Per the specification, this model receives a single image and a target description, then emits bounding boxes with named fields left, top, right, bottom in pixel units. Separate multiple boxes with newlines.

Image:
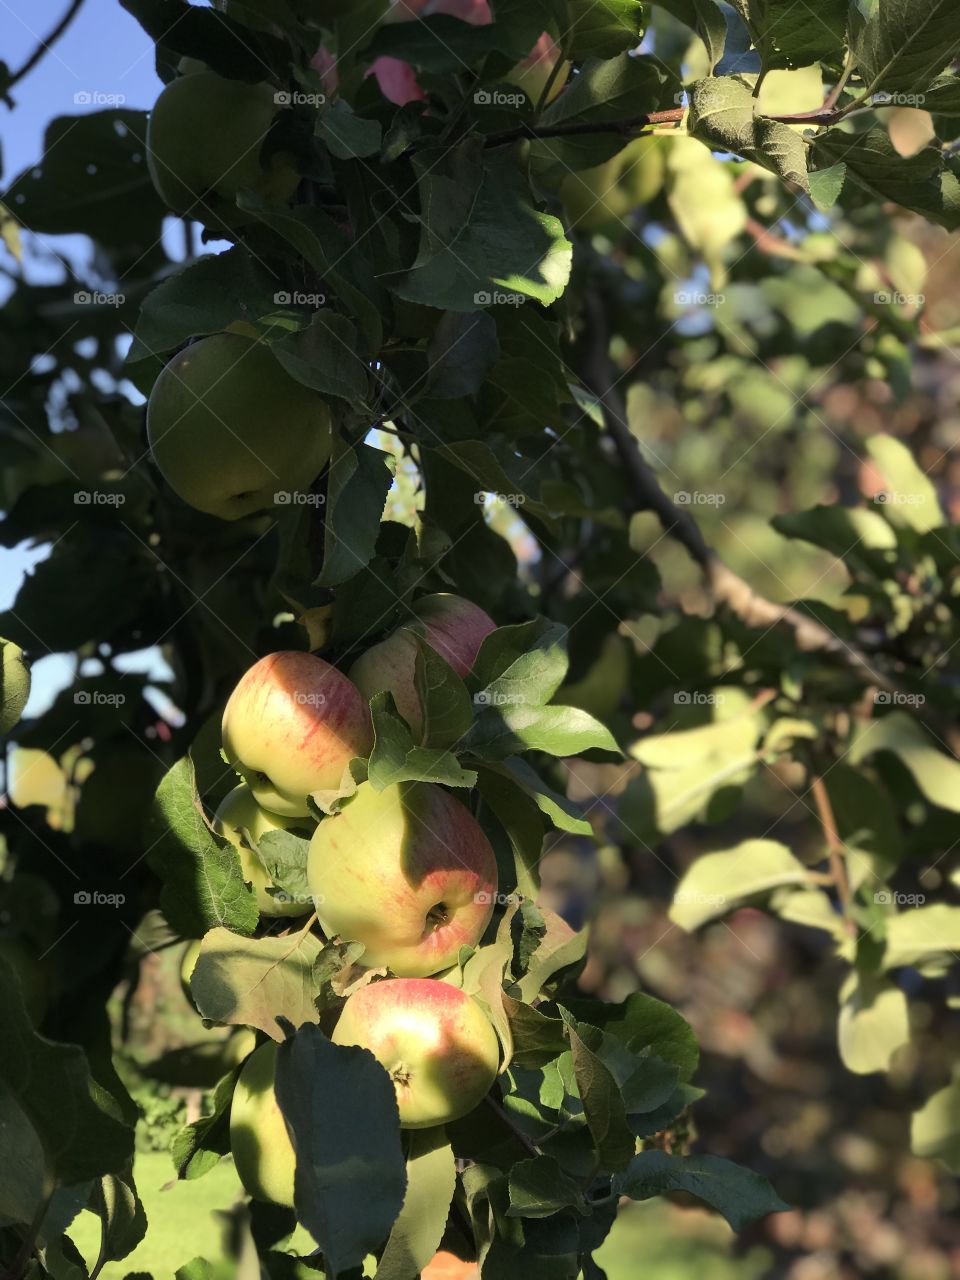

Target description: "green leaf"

left=361, top=14, right=509, bottom=72
left=317, top=438, right=393, bottom=588
left=517, top=909, right=589, bottom=1001
left=807, top=161, right=847, bottom=211
left=811, top=128, right=960, bottom=230
left=413, top=638, right=474, bottom=750
left=688, top=76, right=808, bottom=187
left=728, top=0, right=845, bottom=70
left=561, top=1016, right=636, bottom=1172
left=849, top=712, right=960, bottom=813
left=470, top=619, right=570, bottom=705
left=317, top=101, right=382, bottom=159
left=426, top=311, right=500, bottom=400
left=849, top=0, right=957, bottom=95
left=88, top=1169, right=147, bottom=1268
left=0, top=956, right=133, bottom=1198
left=389, top=143, right=572, bottom=311
left=912, top=1076, right=960, bottom=1171
left=883, top=905, right=960, bottom=973
left=562, top=991, right=699, bottom=1083
left=616, top=1151, right=789, bottom=1229
left=487, top=758, right=593, bottom=836
left=503, top=996, right=568, bottom=1069
left=465, top=703, right=622, bottom=761
left=478, top=767, right=547, bottom=899
left=275, top=1025, right=407, bottom=1275
left=368, top=693, right=478, bottom=791
left=430, top=440, right=558, bottom=532
left=191, top=926, right=326, bottom=1039
left=670, top=840, right=811, bottom=930
left=921, top=73, right=960, bottom=116
left=507, top=1155, right=586, bottom=1219
left=0, top=637, right=30, bottom=736
left=146, top=758, right=258, bottom=940
left=771, top=503, right=898, bottom=566
left=271, top=313, right=372, bottom=405
left=837, top=972, right=910, bottom=1074
left=565, top=0, right=646, bottom=59
left=375, top=1128, right=456, bottom=1280
left=255, top=829, right=312, bottom=904
left=171, top=1067, right=239, bottom=1181
left=654, top=0, right=726, bottom=70
left=865, top=435, right=942, bottom=533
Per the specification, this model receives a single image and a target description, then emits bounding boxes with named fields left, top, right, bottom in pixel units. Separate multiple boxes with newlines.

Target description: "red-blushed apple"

left=230, top=1041, right=296, bottom=1205
left=331, top=977, right=500, bottom=1127
left=214, top=784, right=313, bottom=916
left=307, top=781, right=497, bottom=976
left=349, top=593, right=496, bottom=736
left=222, top=652, right=373, bottom=817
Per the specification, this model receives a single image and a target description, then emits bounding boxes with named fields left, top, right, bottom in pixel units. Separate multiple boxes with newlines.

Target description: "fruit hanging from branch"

left=331, top=977, right=501, bottom=1127
left=146, top=333, right=333, bottom=521
left=308, top=781, right=498, bottom=976
left=214, top=784, right=313, bottom=917
left=230, top=1040, right=296, bottom=1206
left=221, top=651, right=373, bottom=817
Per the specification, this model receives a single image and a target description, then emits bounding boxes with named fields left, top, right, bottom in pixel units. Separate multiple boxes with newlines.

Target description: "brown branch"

left=580, top=293, right=901, bottom=695
left=2, top=0, right=84, bottom=97
left=810, top=774, right=855, bottom=930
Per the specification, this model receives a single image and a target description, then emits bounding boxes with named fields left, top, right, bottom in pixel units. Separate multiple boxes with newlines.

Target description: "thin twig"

left=2, top=0, right=84, bottom=97
left=483, top=1094, right=540, bottom=1157
left=810, top=774, right=855, bottom=931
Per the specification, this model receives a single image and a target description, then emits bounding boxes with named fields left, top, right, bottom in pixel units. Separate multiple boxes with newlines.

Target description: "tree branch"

left=2, top=0, right=84, bottom=98
left=810, top=773, right=855, bottom=932
left=581, top=293, right=901, bottom=695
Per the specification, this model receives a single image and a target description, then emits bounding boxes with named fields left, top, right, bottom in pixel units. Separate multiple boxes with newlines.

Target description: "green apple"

left=308, top=781, right=498, bottom=977
left=1, top=639, right=30, bottom=736
left=561, top=136, right=667, bottom=232
left=146, top=334, right=333, bottom=521
left=214, top=784, right=311, bottom=917
left=222, top=651, right=373, bottom=817
left=349, top=593, right=495, bottom=736
left=146, top=70, right=299, bottom=226
left=331, top=977, right=500, bottom=1128
left=230, top=1041, right=296, bottom=1205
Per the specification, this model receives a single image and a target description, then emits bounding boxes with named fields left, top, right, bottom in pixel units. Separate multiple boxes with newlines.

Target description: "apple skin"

left=331, top=978, right=500, bottom=1127
left=0, top=640, right=30, bottom=735
left=308, top=781, right=497, bottom=977
left=214, top=784, right=312, bottom=917
left=222, top=651, right=373, bottom=817
left=230, top=1041, right=296, bottom=1206
left=146, top=70, right=299, bottom=226
left=147, top=334, right=333, bottom=521
left=350, top=593, right=495, bottom=736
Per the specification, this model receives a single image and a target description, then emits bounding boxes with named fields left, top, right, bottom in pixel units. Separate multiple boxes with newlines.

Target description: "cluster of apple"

left=206, top=594, right=506, bottom=1205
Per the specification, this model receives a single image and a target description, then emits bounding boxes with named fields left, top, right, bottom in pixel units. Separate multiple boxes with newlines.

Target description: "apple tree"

left=2, top=0, right=960, bottom=1275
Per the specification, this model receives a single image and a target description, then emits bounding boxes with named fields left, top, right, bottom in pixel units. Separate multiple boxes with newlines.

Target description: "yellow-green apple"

left=1, top=639, right=30, bottom=735
left=308, top=781, right=497, bottom=976
left=222, top=651, right=373, bottom=817
left=561, top=136, right=667, bottom=232
left=331, top=977, right=500, bottom=1127
left=180, top=939, right=201, bottom=1001
left=349, top=593, right=495, bottom=735
left=214, top=784, right=311, bottom=916
left=230, top=1041, right=296, bottom=1205
left=146, top=333, right=332, bottom=521
left=146, top=69, right=299, bottom=226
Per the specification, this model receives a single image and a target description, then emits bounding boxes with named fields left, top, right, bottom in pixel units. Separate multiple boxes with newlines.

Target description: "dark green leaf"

left=317, top=439, right=393, bottom=587
left=616, top=1150, right=789, bottom=1229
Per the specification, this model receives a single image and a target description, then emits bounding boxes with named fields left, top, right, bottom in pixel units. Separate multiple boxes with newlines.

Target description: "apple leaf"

left=425, top=311, right=500, bottom=400
left=669, top=839, right=811, bottom=931
left=317, top=437, right=393, bottom=588
left=559, top=1015, right=636, bottom=1173
left=360, top=15, right=508, bottom=72
left=517, top=909, right=589, bottom=1002
left=145, top=757, right=258, bottom=940
left=87, top=1168, right=148, bottom=1269
left=0, top=956, right=134, bottom=1206
left=469, top=618, right=570, bottom=706
left=374, top=1128, right=456, bottom=1280
left=562, top=990, right=700, bottom=1083
left=254, top=829, right=312, bottom=904
left=465, top=703, right=622, bottom=761
left=477, top=766, right=548, bottom=899
left=615, top=1150, right=789, bottom=1229
left=502, top=996, right=568, bottom=1070
left=837, top=972, right=910, bottom=1075
left=489, top=758, right=594, bottom=836
left=912, top=1077, right=960, bottom=1172
left=412, top=637, right=474, bottom=750
left=507, top=1155, right=587, bottom=1219
left=565, top=0, right=646, bottom=59
left=688, top=77, right=808, bottom=188
left=727, top=0, right=844, bottom=71
left=367, top=692, right=478, bottom=791
left=275, top=1026, right=407, bottom=1275
left=882, top=905, right=960, bottom=974
left=171, top=1066, right=240, bottom=1181
left=849, top=0, right=956, bottom=95
left=654, top=0, right=726, bottom=71
left=191, top=925, right=326, bottom=1040
left=271, top=313, right=373, bottom=406
left=317, top=101, right=382, bottom=159
left=849, top=712, right=960, bottom=813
